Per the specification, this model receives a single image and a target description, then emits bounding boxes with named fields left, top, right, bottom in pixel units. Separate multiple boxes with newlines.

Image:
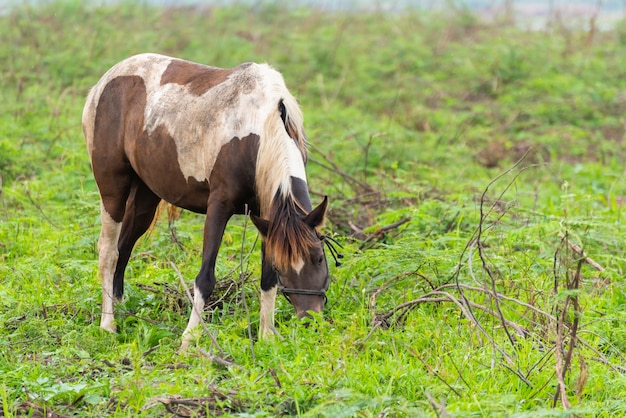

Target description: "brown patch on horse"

left=160, top=59, right=233, bottom=96
left=208, top=133, right=261, bottom=214
left=289, top=176, right=312, bottom=212
left=148, top=133, right=262, bottom=231
left=92, top=75, right=147, bottom=222
left=134, top=124, right=211, bottom=213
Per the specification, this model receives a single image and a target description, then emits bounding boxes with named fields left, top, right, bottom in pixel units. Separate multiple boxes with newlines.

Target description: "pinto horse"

left=82, top=53, right=329, bottom=349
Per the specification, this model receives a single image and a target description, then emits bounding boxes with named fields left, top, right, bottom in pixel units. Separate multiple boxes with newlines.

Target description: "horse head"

left=252, top=196, right=329, bottom=318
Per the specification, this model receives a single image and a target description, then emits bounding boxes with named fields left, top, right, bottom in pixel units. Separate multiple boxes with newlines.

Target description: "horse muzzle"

left=278, top=287, right=326, bottom=318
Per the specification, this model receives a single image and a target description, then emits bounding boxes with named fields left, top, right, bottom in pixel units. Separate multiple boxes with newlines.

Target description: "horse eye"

left=317, top=255, right=324, bottom=266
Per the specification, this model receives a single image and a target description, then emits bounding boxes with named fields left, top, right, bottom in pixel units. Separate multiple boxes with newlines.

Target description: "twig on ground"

left=474, top=154, right=540, bottom=351
left=308, top=142, right=376, bottom=195
left=370, top=275, right=622, bottom=388
left=360, top=216, right=411, bottom=250
left=197, top=348, right=240, bottom=368
left=369, top=270, right=420, bottom=310
left=424, top=392, right=449, bottom=418
left=142, top=344, right=160, bottom=358
left=25, top=189, right=59, bottom=229
left=446, top=155, right=539, bottom=372
left=21, top=400, right=69, bottom=418
left=147, top=385, right=243, bottom=416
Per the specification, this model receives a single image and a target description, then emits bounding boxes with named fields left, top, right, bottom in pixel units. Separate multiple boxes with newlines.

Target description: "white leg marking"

left=259, top=286, right=279, bottom=339
left=180, top=284, right=206, bottom=351
left=98, top=204, right=122, bottom=333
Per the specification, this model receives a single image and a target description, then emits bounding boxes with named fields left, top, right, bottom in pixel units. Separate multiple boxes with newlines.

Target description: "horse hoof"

left=259, top=325, right=282, bottom=340
left=177, top=343, right=189, bottom=355
left=100, top=325, right=116, bottom=333
left=99, top=321, right=116, bottom=333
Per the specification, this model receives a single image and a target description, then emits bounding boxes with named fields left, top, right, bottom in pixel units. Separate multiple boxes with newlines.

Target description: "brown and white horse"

left=82, top=53, right=329, bottom=349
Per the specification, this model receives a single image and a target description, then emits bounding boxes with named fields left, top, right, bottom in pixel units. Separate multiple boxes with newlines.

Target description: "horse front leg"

left=180, top=197, right=232, bottom=352
left=259, top=242, right=280, bottom=339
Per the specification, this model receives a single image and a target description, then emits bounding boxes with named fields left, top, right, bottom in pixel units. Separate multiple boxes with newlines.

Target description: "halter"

left=278, top=283, right=329, bottom=302
left=276, top=235, right=343, bottom=303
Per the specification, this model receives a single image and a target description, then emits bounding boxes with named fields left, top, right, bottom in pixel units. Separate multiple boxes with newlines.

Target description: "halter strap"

left=278, top=286, right=327, bottom=296
left=276, top=268, right=330, bottom=304
left=278, top=284, right=328, bottom=304
left=274, top=235, right=342, bottom=303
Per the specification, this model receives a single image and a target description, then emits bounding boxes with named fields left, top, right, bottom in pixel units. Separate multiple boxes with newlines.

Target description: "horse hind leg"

left=98, top=201, right=123, bottom=333
left=97, top=174, right=160, bottom=334
left=112, top=179, right=161, bottom=300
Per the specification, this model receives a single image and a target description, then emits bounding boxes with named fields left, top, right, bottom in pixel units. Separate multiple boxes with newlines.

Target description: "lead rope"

left=322, top=234, right=344, bottom=311
left=322, top=235, right=344, bottom=267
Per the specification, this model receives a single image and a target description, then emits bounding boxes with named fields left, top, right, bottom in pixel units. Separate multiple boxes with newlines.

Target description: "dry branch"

left=359, top=216, right=411, bottom=250
left=472, top=155, right=541, bottom=351
left=558, top=232, right=605, bottom=272
left=19, top=401, right=69, bottom=418
left=308, top=142, right=376, bottom=195
left=367, top=156, right=624, bottom=397
left=552, top=235, right=584, bottom=409
left=197, top=348, right=239, bottom=368
left=369, top=262, right=624, bottom=389
left=407, top=346, right=462, bottom=397
left=147, top=385, right=243, bottom=417
left=369, top=270, right=421, bottom=310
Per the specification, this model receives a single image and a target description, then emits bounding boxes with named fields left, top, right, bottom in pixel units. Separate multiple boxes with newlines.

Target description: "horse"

left=82, top=53, right=330, bottom=349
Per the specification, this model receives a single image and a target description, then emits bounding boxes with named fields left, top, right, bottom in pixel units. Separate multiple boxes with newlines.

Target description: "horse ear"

left=251, top=213, right=269, bottom=237
left=304, top=196, right=328, bottom=228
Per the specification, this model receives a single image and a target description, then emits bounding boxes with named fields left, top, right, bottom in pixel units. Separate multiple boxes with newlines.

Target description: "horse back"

left=82, top=53, right=291, bottom=213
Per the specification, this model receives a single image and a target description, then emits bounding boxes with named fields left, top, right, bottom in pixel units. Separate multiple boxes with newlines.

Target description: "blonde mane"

left=255, top=65, right=308, bottom=218
left=252, top=65, right=316, bottom=271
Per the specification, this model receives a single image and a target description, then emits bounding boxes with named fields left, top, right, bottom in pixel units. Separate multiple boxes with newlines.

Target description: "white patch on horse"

left=292, top=257, right=304, bottom=274
left=98, top=204, right=122, bottom=333
left=141, top=59, right=292, bottom=186
left=143, top=82, right=254, bottom=183
left=180, top=284, right=206, bottom=351
left=259, top=286, right=279, bottom=338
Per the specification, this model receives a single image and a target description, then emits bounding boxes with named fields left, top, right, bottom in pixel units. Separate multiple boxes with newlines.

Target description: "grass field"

left=1, top=1, right=626, bottom=416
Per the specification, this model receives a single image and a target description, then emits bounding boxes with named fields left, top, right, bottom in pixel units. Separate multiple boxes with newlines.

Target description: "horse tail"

left=147, top=201, right=181, bottom=236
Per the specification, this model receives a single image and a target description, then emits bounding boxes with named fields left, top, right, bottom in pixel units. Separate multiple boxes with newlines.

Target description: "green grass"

left=1, top=1, right=626, bottom=416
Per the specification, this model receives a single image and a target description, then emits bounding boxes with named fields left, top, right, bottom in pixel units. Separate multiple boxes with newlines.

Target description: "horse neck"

left=256, top=114, right=308, bottom=218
